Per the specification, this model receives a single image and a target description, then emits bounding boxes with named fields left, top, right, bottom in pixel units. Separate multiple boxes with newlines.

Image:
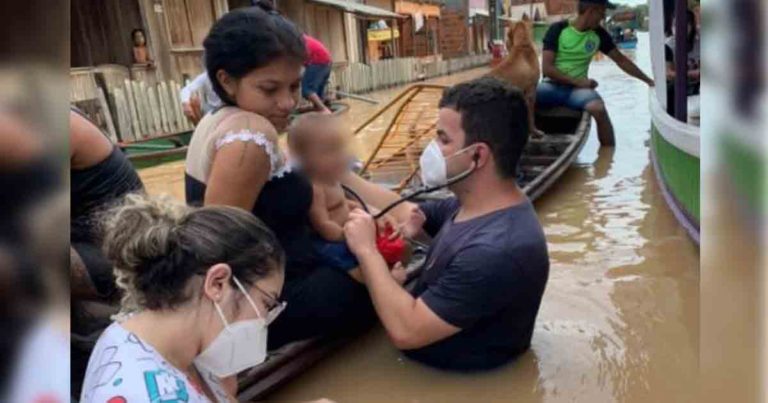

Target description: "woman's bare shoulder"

left=215, top=109, right=278, bottom=141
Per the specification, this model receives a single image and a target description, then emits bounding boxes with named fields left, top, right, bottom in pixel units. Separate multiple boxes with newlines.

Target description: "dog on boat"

left=488, top=16, right=544, bottom=137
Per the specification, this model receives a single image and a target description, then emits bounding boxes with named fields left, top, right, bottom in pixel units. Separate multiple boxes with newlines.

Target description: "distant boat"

left=610, top=26, right=639, bottom=50
left=607, top=12, right=639, bottom=51
left=616, top=37, right=638, bottom=49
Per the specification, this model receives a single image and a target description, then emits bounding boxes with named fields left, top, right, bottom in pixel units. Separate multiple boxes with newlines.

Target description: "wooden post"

left=673, top=0, right=687, bottom=123
left=147, top=86, right=162, bottom=134
left=158, top=82, right=171, bottom=133
left=96, top=87, right=118, bottom=143
left=113, top=88, right=134, bottom=142
left=124, top=79, right=141, bottom=139
left=489, top=0, right=498, bottom=41
left=134, top=81, right=148, bottom=136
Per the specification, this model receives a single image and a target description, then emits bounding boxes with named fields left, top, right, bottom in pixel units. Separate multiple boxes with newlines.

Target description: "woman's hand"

left=343, top=209, right=379, bottom=257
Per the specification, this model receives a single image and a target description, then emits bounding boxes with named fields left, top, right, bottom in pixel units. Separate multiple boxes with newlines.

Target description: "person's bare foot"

left=530, top=127, right=545, bottom=138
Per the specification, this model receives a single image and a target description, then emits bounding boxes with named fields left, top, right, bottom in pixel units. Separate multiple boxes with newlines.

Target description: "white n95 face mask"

left=419, top=140, right=448, bottom=187
left=194, top=276, right=282, bottom=378
left=419, top=140, right=478, bottom=188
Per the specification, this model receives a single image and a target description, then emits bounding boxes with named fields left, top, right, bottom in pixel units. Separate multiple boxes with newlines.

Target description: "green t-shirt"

left=543, top=20, right=616, bottom=79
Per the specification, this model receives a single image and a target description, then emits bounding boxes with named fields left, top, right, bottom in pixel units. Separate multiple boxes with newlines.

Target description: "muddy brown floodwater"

left=139, top=33, right=700, bottom=403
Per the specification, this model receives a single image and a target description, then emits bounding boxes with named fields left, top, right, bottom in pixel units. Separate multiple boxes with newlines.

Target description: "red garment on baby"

left=376, top=227, right=405, bottom=265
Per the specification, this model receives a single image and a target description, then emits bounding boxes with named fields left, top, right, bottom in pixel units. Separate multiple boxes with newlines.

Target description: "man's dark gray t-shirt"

left=405, top=197, right=549, bottom=371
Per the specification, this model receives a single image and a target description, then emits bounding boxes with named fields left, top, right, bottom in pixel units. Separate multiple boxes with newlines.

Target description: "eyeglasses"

left=252, top=283, right=287, bottom=325
left=201, top=273, right=288, bottom=325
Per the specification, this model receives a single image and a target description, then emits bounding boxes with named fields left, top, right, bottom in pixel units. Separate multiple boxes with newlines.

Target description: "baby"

left=288, top=112, right=405, bottom=283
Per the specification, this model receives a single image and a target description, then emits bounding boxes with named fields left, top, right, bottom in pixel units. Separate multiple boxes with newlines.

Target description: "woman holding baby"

left=184, top=2, right=405, bottom=350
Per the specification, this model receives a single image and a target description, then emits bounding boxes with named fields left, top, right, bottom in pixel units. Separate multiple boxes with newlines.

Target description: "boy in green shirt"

left=537, top=0, right=654, bottom=146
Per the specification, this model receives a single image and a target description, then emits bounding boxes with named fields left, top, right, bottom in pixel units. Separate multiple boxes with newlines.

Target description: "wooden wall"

left=439, top=8, right=469, bottom=58
left=71, top=0, right=145, bottom=67
left=304, top=4, right=349, bottom=63
left=157, top=0, right=226, bottom=81
left=400, top=16, right=440, bottom=58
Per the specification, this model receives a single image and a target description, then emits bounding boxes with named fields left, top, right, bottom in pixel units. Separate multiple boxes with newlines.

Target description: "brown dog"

left=488, top=17, right=544, bottom=137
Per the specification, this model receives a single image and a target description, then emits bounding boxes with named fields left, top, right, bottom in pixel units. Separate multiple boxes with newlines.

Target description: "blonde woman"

left=80, top=195, right=285, bottom=402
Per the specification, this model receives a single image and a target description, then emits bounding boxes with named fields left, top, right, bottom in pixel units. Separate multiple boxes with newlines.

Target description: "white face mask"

left=419, top=140, right=477, bottom=188
left=194, top=276, right=285, bottom=378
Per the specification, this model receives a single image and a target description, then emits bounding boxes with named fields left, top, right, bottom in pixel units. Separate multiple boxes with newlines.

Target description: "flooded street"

left=139, top=33, right=700, bottom=403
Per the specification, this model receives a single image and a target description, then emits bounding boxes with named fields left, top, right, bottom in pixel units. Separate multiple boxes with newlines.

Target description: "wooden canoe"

left=236, top=85, right=590, bottom=401
left=121, top=102, right=350, bottom=170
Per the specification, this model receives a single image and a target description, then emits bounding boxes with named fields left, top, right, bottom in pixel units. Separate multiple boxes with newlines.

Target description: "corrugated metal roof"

left=308, top=0, right=404, bottom=18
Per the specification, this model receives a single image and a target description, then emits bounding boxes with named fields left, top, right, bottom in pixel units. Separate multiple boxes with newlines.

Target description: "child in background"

left=288, top=113, right=406, bottom=283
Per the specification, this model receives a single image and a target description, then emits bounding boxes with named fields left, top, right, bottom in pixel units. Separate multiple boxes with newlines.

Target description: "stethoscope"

left=341, top=154, right=479, bottom=220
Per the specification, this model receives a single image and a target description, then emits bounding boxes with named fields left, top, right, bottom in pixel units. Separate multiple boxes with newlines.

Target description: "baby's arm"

left=309, top=184, right=345, bottom=242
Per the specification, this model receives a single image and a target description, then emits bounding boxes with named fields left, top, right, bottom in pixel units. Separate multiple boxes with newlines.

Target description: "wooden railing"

left=330, top=54, right=491, bottom=94
left=70, top=67, right=193, bottom=143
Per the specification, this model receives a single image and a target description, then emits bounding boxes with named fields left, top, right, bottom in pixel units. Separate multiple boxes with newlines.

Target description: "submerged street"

left=139, top=33, right=700, bottom=403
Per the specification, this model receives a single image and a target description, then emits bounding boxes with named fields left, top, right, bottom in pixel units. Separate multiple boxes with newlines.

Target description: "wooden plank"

left=113, top=88, right=134, bottom=142
left=133, top=81, right=147, bottom=136
left=164, top=82, right=180, bottom=133
left=158, top=82, right=171, bottom=133
left=162, top=0, right=194, bottom=47
left=124, top=79, right=141, bottom=139
left=185, top=0, right=216, bottom=46
left=96, top=87, right=118, bottom=143
left=139, top=81, right=151, bottom=136
left=147, top=86, right=162, bottom=134
left=170, top=81, right=188, bottom=130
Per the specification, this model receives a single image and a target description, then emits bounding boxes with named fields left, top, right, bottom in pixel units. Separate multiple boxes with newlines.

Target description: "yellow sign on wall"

left=368, top=28, right=400, bottom=42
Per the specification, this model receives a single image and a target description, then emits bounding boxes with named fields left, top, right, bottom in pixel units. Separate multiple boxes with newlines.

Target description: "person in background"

left=70, top=110, right=144, bottom=301
left=8, top=193, right=69, bottom=403
left=664, top=9, right=700, bottom=115
left=131, top=28, right=153, bottom=66
left=180, top=72, right=223, bottom=124
left=537, top=0, right=654, bottom=146
left=79, top=195, right=286, bottom=402
left=302, top=33, right=333, bottom=113
left=70, top=110, right=146, bottom=396
left=179, top=33, right=331, bottom=123
left=343, top=77, right=550, bottom=371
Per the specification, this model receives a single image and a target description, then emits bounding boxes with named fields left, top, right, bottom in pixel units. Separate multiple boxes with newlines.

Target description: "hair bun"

left=101, top=194, right=188, bottom=272
left=100, top=194, right=190, bottom=317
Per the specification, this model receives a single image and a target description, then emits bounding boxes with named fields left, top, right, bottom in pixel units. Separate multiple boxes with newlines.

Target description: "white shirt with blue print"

left=80, top=322, right=230, bottom=403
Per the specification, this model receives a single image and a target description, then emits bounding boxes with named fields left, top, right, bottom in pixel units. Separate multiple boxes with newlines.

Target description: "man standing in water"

left=537, top=0, right=654, bottom=146
left=344, top=77, right=549, bottom=371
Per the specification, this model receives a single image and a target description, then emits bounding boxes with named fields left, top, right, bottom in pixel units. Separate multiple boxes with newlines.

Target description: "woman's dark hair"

left=102, top=194, right=285, bottom=315
left=203, top=3, right=306, bottom=105
left=438, top=77, right=529, bottom=179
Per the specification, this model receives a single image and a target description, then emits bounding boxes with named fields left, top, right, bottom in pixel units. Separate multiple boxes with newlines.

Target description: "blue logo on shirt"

left=585, top=40, right=597, bottom=53
left=143, top=370, right=189, bottom=402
